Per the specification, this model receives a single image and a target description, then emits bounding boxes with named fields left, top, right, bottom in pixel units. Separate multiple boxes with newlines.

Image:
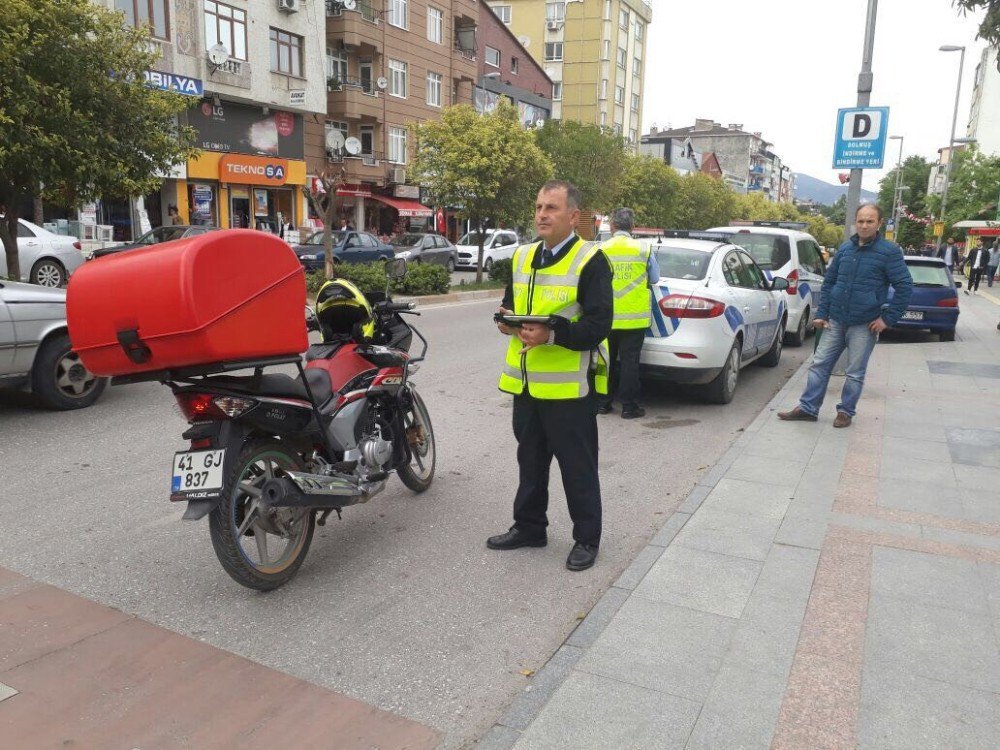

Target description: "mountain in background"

left=793, top=173, right=877, bottom=206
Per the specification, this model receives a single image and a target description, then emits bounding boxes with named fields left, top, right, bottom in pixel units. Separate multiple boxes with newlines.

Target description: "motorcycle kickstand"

left=316, top=508, right=342, bottom=526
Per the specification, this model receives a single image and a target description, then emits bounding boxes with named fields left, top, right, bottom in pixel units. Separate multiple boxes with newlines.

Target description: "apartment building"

left=103, top=0, right=328, bottom=240
left=966, top=46, right=1000, bottom=157
left=312, top=0, right=480, bottom=233
left=487, top=0, right=651, bottom=144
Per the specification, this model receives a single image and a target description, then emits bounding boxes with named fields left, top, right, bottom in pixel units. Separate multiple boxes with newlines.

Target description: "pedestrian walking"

left=986, top=240, right=1000, bottom=289
left=490, top=180, right=612, bottom=572
left=778, top=204, right=912, bottom=428
left=965, top=243, right=989, bottom=294
left=596, top=207, right=660, bottom=419
left=938, top=237, right=958, bottom=271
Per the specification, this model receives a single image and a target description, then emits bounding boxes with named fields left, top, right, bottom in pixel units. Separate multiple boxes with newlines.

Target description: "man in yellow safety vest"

left=596, top=207, right=659, bottom=419
left=488, top=180, right=613, bottom=572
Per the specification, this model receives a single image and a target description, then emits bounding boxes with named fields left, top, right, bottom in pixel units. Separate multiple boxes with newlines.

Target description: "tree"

left=876, top=155, right=932, bottom=248
left=534, top=120, right=628, bottom=213
left=0, top=0, right=197, bottom=280
left=732, top=192, right=785, bottom=222
left=954, top=1, right=1000, bottom=59
left=817, top=195, right=847, bottom=227
left=673, top=173, right=736, bottom=229
left=615, top=155, right=682, bottom=229
left=306, top=166, right=347, bottom=279
left=926, top=145, right=1000, bottom=234
left=410, top=102, right=553, bottom=282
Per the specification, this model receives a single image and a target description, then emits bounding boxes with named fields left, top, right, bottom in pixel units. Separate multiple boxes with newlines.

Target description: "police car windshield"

left=653, top=246, right=712, bottom=280
left=305, top=231, right=347, bottom=246
left=718, top=232, right=791, bottom=270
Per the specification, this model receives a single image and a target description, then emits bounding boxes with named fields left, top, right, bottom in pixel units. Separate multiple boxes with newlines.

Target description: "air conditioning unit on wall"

left=546, top=20, right=562, bottom=31
left=278, top=0, right=299, bottom=12
left=392, top=167, right=406, bottom=184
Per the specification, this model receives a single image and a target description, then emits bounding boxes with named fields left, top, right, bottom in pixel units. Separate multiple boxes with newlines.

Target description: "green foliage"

left=488, top=257, right=513, bottom=286
left=535, top=120, right=629, bottom=212
left=0, top=0, right=197, bottom=279
left=818, top=195, right=847, bottom=226
left=393, top=262, right=450, bottom=295
left=306, top=262, right=449, bottom=298
left=733, top=192, right=785, bottom=222
left=954, top=1, right=1000, bottom=54
left=673, top=173, right=737, bottom=229
left=616, top=155, right=682, bottom=228
left=876, top=155, right=933, bottom=247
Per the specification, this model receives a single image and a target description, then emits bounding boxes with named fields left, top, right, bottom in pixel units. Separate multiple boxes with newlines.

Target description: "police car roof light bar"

left=729, top=221, right=807, bottom=230
left=658, top=230, right=733, bottom=242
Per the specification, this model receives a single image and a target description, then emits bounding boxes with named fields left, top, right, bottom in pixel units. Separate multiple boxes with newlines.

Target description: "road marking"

left=978, top=289, right=1000, bottom=307
left=0, top=682, right=18, bottom=703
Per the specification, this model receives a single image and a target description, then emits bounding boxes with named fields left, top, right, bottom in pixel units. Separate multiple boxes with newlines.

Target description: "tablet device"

left=494, top=313, right=554, bottom=327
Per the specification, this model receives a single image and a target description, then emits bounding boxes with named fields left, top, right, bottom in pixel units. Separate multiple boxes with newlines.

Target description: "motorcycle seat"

left=206, top=369, right=334, bottom=404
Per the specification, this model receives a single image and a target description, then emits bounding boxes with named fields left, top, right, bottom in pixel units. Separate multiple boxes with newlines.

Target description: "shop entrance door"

left=231, top=196, right=251, bottom=229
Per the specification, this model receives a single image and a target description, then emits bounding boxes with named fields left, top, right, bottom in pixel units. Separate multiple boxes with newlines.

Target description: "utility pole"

left=935, top=45, right=966, bottom=248
left=844, top=0, right=879, bottom=241
left=888, top=135, right=904, bottom=237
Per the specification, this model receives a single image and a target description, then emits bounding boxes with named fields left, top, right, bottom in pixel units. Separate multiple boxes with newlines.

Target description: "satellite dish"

left=344, top=136, right=362, bottom=155
left=343, top=0, right=357, bottom=9
left=518, top=35, right=530, bottom=49
left=207, top=43, right=229, bottom=67
left=376, top=76, right=388, bottom=90
left=325, top=129, right=345, bottom=151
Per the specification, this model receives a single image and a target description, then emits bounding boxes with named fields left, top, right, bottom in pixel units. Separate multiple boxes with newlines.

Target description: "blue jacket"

left=817, top=233, right=913, bottom=327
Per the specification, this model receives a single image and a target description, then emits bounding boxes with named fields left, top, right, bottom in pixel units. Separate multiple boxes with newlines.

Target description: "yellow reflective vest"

left=600, top=233, right=652, bottom=330
left=498, top=238, right=609, bottom=399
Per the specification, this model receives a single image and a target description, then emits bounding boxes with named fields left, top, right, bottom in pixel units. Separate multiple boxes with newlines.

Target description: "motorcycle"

left=160, top=259, right=434, bottom=590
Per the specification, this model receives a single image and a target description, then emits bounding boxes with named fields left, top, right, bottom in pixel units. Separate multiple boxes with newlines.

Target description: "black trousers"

left=969, top=267, right=983, bottom=291
left=602, top=328, right=646, bottom=408
left=511, top=393, right=602, bottom=546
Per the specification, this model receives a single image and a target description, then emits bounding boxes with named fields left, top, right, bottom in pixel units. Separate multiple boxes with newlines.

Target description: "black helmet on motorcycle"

left=315, top=278, right=375, bottom=341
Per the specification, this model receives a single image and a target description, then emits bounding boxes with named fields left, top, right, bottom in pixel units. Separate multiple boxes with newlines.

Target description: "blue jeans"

left=799, top=320, right=878, bottom=418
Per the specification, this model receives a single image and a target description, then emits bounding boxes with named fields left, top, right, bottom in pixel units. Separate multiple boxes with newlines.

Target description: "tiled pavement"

left=480, top=291, right=1000, bottom=750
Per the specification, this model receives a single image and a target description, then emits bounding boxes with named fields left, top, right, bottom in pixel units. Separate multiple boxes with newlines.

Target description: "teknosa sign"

left=832, top=107, right=890, bottom=170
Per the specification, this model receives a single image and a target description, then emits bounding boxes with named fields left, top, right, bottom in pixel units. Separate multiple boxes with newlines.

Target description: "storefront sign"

left=145, top=71, right=204, bottom=97
left=289, top=90, right=306, bottom=107
left=219, top=154, right=290, bottom=186
left=335, top=184, right=372, bottom=197
left=393, top=184, right=420, bottom=199
left=188, top=100, right=304, bottom=159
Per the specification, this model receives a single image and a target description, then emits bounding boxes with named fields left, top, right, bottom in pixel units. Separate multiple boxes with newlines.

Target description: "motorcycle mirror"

left=305, top=305, right=320, bottom=332
left=385, top=257, right=407, bottom=280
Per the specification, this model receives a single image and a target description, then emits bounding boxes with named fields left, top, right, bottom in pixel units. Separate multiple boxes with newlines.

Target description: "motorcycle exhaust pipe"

left=262, top=473, right=362, bottom=510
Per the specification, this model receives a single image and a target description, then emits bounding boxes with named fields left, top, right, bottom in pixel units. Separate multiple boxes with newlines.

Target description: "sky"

left=643, top=0, right=990, bottom=192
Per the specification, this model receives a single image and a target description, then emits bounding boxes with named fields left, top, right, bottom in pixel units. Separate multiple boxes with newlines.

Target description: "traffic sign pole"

left=844, top=0, right=879, bottom=242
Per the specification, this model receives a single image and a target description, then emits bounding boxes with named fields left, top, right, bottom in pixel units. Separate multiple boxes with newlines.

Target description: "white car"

left=455, top=229, right=520, bottom=271
left=708, top=222, right=826, bottom=346
left=642, top=232, right=789, bottom=404
left=1, top=218, right=86, bottom=287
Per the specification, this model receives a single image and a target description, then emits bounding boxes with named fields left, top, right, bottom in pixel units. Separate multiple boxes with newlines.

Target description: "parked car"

left=888, top=256, right=960, bottom=341
left=389, top=232, right=458, bottom=271
left=641, top=231, right=789, bottom=404
left=0, top=280, right=107, bottom=409
left=1, top=218, right=85, bottom=287
left=708, top=222, right=826, bottom=347
left=90, top=225, right=220, bottom=259
left=291, top=230, right=395, bottom=272
left=455, top=229, right=520, bottom=271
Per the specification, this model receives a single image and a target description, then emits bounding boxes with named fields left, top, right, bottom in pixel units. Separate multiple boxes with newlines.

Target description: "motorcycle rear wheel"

left=208, top=440, right=315, bottom=591
left=398, top=389, right=436, bottom=492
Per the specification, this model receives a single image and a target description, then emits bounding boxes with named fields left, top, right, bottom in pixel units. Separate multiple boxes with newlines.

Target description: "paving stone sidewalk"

left=480, top=292, right=1000, bottom=750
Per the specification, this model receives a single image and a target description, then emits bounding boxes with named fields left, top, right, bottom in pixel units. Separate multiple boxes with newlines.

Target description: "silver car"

left=1, top=218, right=86, bottom=287
left=0, top=281, right=106, bottom=409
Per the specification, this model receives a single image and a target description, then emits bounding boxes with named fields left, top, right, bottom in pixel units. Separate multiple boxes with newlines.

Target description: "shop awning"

left=370, top=195, right=433, bottom=218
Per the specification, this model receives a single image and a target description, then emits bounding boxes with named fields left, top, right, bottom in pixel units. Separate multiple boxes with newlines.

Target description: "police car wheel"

left=704, top=341, right=740, bottom=405
left=785, top=307, right=809, bottom=347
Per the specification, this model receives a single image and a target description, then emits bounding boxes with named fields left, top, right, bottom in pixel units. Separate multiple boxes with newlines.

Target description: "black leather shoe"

left=596, top=402, right=614, bottom=415
left=487, top=527, right=547, bottom=550
left=621, top=405, right=645, bottom=419
left=566, top=542, right=598, bottom=571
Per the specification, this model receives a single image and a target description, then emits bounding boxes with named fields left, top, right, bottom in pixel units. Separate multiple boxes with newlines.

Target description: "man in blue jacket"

left=779, top=204, right=913, bottom=428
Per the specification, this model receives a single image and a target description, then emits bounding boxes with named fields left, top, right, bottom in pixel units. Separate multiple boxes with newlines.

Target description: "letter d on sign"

left=852, top=115, right=872, bottom=138
left=842, top=110, right=882, bottom=141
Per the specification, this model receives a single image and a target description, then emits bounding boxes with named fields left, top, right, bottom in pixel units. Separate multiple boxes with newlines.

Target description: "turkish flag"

left=838, top=173, right=850, bottom=184
left=436, top=209, right=446, bottom=234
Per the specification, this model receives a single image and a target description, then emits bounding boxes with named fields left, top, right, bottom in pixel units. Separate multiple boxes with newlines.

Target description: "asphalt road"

left=0, top=299, right=809, bottom=748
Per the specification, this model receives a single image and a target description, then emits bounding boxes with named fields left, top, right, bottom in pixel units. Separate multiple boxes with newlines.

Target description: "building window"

left=629, top=128, right=637, bottom=143
left=544, top=42, right=563, bottom=61
left=360, top=125, right=375, bottom=160
left=427, top=6, right=443, bottom=43
left=388, top=59, right=407, bottom=98
left=545, top=2, right=565, bottom=21
left=427, top=72, right=442, bottom=106
left=599, top=78, right=607, bottom=99
left=388, top=0, right=407, bottom=29
left=389, top=126, right=407, bottom=164
left=270, top=28, right=302, bottom=76
left=491, top=4, right=511, bottom=23
left=116, top=0, right=169, bottom=39
left=633, top=57, right=641, bottom=76
left=552, top=81, right=562, bottom=100
left=616, top=46, right=626, bottom=69
left=631, top=93, right=640, bottom=111
left=485, top=46, right=500, bottom=67
left=602, top=39, right=610, bottom=60
left=619, top=8, right=629, bottom=29
left=615, top=85, right=624, bottom=104
left=634, top=20, right=643, bottom=40
left=202, top=1, right=245, bottom=59
left=326, top=47, right=348, bottom=82
left=511, top=56, right=519, bottom=74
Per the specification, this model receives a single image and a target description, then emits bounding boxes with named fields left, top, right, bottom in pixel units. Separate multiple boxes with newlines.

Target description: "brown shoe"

left=778, top=406, right=818, bottom=422
left=833, top=412, right=853, bottom=428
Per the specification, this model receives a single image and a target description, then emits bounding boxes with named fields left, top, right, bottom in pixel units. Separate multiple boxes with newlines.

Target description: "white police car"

left=641, top=231, right=789, bottom=404
left=708, top=222, right=826, bottom=346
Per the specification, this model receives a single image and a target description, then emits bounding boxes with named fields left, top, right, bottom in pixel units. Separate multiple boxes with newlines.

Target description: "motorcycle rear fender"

left=179, top=420, right=253, bottom=521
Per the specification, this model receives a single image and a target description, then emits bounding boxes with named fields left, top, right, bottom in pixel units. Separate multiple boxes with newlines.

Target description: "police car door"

left=738, top=251, right=777, bottom=351
left=796, top=237, right=825, bottom=309
left=721, top=250, right=758, bottom=358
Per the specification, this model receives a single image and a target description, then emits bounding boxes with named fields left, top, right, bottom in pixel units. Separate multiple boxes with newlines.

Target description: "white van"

left=455, top=229, right=520, bottom=271
left=708, top=222, right=827, bottom=346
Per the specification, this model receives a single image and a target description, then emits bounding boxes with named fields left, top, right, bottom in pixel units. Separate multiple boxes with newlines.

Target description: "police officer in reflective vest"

left=489, top=180, right=612, bottom=572
left=597, top=208, right=659, bottom=419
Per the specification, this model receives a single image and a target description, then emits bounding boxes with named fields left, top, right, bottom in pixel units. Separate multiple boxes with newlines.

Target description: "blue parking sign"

left=833, top=107, right=889, bottom=169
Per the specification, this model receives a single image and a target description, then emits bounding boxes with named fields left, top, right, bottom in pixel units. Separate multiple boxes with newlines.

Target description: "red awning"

left=369, top=194, right=433, bottom=218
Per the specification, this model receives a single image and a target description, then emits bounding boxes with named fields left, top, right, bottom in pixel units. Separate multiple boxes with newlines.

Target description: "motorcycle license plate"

left=902, top=311, right=924, bottom=321
left=171, top=449, right=225, bottom=497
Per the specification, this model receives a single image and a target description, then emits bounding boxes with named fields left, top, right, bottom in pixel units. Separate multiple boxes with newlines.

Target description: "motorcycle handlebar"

left=377, top=300, right=417, bottom=313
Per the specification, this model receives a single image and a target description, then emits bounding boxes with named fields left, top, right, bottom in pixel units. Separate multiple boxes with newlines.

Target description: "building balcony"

left=453, top=34, right=478, bottom=81
left=327, top=83, right=383, bottom=121
left=327, top=2, right=382, bottom=52
left=326, top=150, right=387, bottom=186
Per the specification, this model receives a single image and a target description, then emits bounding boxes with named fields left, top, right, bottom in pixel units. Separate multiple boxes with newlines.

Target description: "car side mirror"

left=305, top=306, right=320, bottom=332
left=385, top=257, right=407, bottom=280
left=770, top=277, right=790, bottom=291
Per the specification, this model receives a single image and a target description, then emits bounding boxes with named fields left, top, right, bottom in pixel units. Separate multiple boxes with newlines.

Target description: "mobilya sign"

left=144, top=70, right=203, bottom=97
left=188, top=99, right=304, bottom=160
left=219, top=154, right=289, bottom=186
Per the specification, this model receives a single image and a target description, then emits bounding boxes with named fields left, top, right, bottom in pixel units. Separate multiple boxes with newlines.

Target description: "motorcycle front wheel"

left=208, top=439, right=315, bottom=591
left=398, top=389, right=436, bottom=492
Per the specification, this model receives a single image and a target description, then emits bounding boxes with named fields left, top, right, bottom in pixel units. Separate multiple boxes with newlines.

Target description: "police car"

left=641, top=231, right=789, bottom=404
left=708, top=222, right=827, bottom=346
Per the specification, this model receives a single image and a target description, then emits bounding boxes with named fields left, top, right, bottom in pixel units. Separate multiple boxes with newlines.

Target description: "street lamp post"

left=935, top=45, right=966, bottom=247
left=888, top=135, right=903, bottom=237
